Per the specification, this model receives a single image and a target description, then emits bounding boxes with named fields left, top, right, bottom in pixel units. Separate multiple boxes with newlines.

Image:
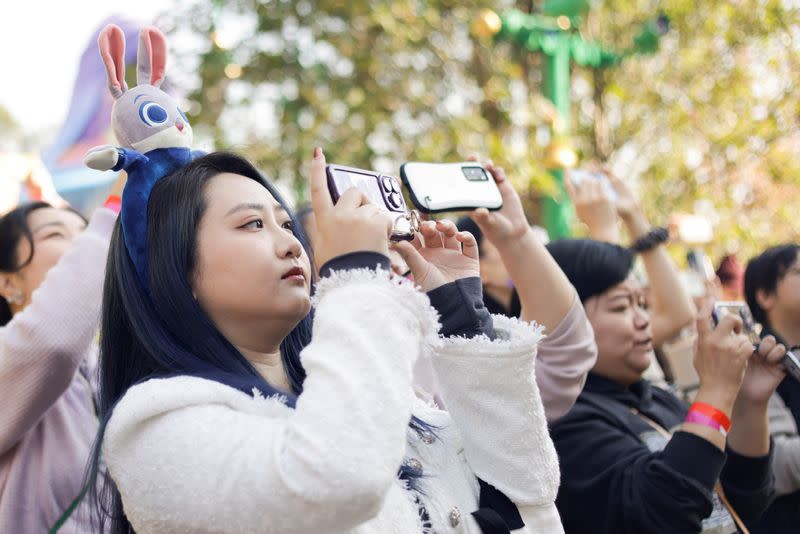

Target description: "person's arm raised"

left=610, top=172, right=696, bottom=345
left=0, top=172, right=124, bottom=455
left=564, top=171, right=620, bottom=243
left=467, top=161, right=597, bottom=420
left=469, top=162, right=573, bottom=330
left=683, top=304, right=752, bottom=451
left=395, top=218, right=564, bottom=533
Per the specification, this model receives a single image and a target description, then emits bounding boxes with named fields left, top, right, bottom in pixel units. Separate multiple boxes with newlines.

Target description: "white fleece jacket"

left=103, top=269, right=563, bottom=534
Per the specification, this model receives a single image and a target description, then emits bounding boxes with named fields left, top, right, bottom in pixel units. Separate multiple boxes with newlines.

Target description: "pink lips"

left=281, top=266, right=306, bottom=281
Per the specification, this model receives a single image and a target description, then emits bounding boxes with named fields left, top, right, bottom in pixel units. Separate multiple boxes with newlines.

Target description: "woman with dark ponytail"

left=0, top=175, right=125, bottom=532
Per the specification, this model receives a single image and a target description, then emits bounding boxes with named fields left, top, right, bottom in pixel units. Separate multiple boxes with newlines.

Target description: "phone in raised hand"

left=400, top=162, right=503, bottom=214
left=712, top=301, right=800, bottom=383
left=568, top=169, right=617, bottom=202
left=325, top=164, right=417, bottom=241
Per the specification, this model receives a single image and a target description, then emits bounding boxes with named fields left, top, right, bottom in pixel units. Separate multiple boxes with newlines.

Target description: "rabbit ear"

left=98, top=24, right=128, bottom=99
left=137, top=27, right=167, bottom=88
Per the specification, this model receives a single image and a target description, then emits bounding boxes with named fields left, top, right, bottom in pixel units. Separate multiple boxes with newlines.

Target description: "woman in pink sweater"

left=0, top=176, right=123, bottom=533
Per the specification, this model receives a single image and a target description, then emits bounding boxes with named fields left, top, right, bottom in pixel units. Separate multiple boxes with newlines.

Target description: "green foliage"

left=167, top=0, right=557, bottom=218
left=171, top=0, right=800, bottom=260
left=575, top=0, right=800, bottom=260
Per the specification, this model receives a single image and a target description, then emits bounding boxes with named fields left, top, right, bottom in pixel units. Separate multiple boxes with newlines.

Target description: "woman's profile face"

left=192, top=173, right=312, bottom=338
left=584, top=275, right=655, bottom=387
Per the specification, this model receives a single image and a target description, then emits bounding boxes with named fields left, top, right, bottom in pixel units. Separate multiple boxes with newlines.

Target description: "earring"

left=7, top=291, right=24, bottom=305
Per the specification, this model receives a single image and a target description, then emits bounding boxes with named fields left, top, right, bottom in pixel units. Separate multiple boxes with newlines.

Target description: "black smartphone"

left=325, top=164, right=414, bottom=241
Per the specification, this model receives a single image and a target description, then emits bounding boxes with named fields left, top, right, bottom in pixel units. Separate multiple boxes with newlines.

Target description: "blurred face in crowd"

left=0, top=208, right=86, bottom=312
left=759, top=251, right=800, bottom=331
left=192, top=173, right=312, bottom=346
left=584, top=275, right=654, bottom=387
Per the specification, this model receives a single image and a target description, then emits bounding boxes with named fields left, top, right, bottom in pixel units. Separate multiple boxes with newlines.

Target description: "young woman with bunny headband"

left=0, top=177, right=125, bottom=531
left=82, top=22, right=564, bottom=534
left=90, top=147, right=564, bottom=533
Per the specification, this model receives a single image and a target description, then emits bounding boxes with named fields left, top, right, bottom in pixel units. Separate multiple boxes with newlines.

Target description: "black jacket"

left=551, top=373, right=774, bottom=534
left=747, top=326, right=800, bottom=534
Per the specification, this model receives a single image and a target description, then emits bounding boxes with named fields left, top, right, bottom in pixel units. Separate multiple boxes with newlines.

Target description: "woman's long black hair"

left=88, top=153, right=311, bottom=532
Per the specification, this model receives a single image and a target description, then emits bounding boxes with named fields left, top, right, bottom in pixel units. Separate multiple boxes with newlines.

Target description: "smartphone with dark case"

left=325, top=164, right=414, bottom=241
left=712, top=301, right=800, bottom=383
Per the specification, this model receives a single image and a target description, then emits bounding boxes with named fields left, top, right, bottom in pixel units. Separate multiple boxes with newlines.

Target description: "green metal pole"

left=541, top=35, right=573, bottom=239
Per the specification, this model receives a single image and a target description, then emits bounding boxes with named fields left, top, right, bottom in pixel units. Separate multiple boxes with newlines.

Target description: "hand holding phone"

left=400, top=162, right=503, bottom=214
left=310, top=149, right=394, bottom=266
left=392, top=219, right=480, bottom=292
left=466, top=159, right=531, bottom=245
left=565, top=168, right=620, bottom=242
left=712, top=301, right=800, bottom=384
left=568, top=170, right=617, bottom=202
left=326, top=163, right=417, bottom=241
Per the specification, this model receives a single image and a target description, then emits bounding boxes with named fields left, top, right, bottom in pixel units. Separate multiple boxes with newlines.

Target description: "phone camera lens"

left=388, top=191, right=403, bottom=209
left=463, top=167, right=486, bottom=181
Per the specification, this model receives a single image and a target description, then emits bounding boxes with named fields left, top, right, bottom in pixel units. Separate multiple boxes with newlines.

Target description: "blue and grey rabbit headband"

left=84, top=24, right=204, bottom=289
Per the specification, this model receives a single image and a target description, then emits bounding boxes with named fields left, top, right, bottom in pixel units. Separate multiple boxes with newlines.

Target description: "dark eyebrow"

left=225, top=203, right=266, bottom=217
left=32, top=222, right=67, bottom=234
left=133, top=94, right=147, bottom=103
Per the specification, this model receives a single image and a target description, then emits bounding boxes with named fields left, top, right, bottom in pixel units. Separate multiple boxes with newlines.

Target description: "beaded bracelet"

left=630, top=226, right=669, bottom=253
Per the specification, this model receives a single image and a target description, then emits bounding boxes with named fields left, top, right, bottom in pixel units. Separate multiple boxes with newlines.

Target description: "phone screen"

left=327, top=164, right=414, bottom=241
left=331, top=170, right=386, bottom=207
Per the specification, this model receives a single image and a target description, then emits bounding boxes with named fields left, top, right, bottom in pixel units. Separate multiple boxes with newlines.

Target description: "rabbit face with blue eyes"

left=84, top=24, right=195, bottom=171
left=113, top=86, right=193, bottom=154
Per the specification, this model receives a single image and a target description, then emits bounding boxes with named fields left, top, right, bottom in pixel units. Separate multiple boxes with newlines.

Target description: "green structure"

left=475, top=2, right=669, bottom=238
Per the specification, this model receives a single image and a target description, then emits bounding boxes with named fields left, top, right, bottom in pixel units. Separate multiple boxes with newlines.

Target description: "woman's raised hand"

left=392, top=220, right=479, bottom=293
left=692, top=301, right=756, bottom=414
left=468, top=159, right=530, bottom=247
left=310, top=147, right=394, bottom=267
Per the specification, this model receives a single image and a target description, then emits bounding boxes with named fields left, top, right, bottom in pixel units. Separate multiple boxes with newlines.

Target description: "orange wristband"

left=689, top=402, right=731, bottom=432
left=104, top=195, right=122, bottom=214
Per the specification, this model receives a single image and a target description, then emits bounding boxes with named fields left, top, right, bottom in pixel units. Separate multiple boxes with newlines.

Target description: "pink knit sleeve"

left=0, top=208, right=116, bottom=455
left=535, top=294, right=598, bottom=422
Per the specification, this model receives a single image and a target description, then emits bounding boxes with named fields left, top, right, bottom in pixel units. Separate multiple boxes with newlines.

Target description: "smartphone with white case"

left=400, top=162, right=503, bottom=214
